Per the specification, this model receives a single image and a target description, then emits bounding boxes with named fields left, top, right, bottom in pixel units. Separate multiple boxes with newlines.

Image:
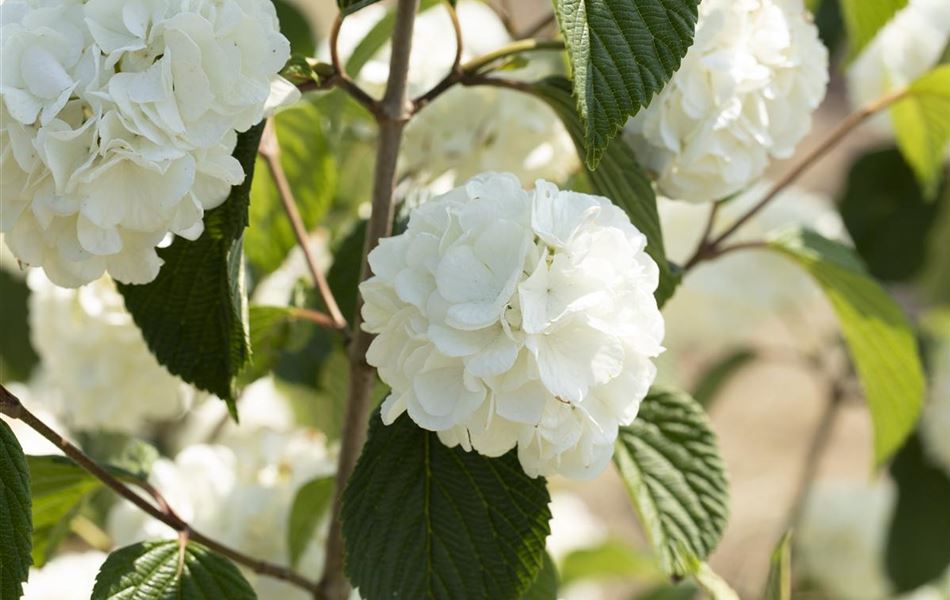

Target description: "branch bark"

left=317, top=1, right=420, bottom=598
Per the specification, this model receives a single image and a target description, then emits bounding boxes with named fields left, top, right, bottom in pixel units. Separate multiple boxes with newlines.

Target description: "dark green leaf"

left=891, top=65, right=950, bottom=197
left=692, top=349, right=757, bottom=408
left=118, top=123, right=265, bottom=403
left=241, top=305, right=316, bottom=385
left=559, top=540, right=660, bottom=586
left=764, top=532, right=792, bottom=600
left=885, top=434, right=950, bottom=592
left=839, top=0, right=907, bottom=59
left=27, top=456, right=101, bottom=567
left=287, top=476, right=334, bottom=569
left=614, top=388, right=729, bottom=577
left=521, top=552, right=558, bottom=600
left=326, top=220, right=366, bottom=325
left=838, top=147, right=945, bottom=281
left=338, top=0, right=383, bottom=17
left=273, top=0, right=316, bottom=57
left=528, top=77, right=679, bottom=305
left=0, top=419, right=32, bottom=599
left=342, top=413, right=552, bottom=600
left=555, top=0, right=699, bottom=167
left=767, top=227, right=925, bottom=464
left=92, top=541, right=256, bottom=600
left=0, top=270, right=38, bottom=383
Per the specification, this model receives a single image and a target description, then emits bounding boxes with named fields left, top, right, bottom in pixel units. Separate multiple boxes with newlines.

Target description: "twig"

left=259, top=120, right=350, bottom=339
left=317, top=1, right=420, bottom=599
left=684, top=88, right=907, bottom=272
left=446, top=1, right=463, bottom=74
left=0, top=384, right=319, bottom=594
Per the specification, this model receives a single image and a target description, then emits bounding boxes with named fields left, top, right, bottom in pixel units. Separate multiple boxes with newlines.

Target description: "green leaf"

left=241, top=305, right=316, bottom=385
left=885, top=434, right=950, bottom=592
left=839, top=0, right=907, bottom=59
left=118, top=123, right=265, bottom=403
left=273, top=0, right=316, bottom=57
left=326, top=220, right=366, bottom=325
left=891, top=65, right=950, bottom=197
left=27, top=456, right=102, bottom=567
left=287, top=476, right=334, bottom=569
left=692, top=349, right=756, bottom=408
left=527, top=77, right=679, bottom=305
left=338, top=0, right=383, bottom=17
left=520, top=552, right=558, bottom=600
left=764, top=532, right=792, bottom=600
left=0, top=419, right=32, bottom=599
left=559, top=540, right=661, bottom=586
left=838, top=147, right=944, bottom=282
left=342, top=412, right=552, bottom=600
left=767, top=227, right=925, bottom=464
left=92, top=541, right=256, bottom=600
left=0, top=270, right=38, bottom=384
left=633, top=582, right=698, bottom=600
left=613, top=388, right=729, bottom=577
left=555, top=0, right=699, bottom=167
left=246, top=103, right=336, bottom=278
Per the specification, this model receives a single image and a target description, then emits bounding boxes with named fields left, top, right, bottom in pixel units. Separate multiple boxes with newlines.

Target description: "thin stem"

left=259, top=120, right=349, bottom=338
left=683, top=201, right=720, bottom=270
left=318, top=1, right=420, bottom=599
left=446, top=1, right=463, bottom=74
left=0, top=384, right=319, bottom=593
left=330, top=13, right=345, bottom=76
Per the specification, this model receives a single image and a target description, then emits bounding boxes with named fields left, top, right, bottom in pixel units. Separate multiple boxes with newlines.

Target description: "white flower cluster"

left=361, top=173, right=664, bottom=479
left=28, top=270, right=195, bottom=432
left=625, top=0, right=828, bottom=203
left=109, top=426, right=336, bottom=600
left=333, top=1, right=578, bottom=188
left=1, top=0, right=296, bottom=287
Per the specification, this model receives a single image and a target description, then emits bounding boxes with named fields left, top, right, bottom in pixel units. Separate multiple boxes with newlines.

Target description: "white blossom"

left=360, top=173, right=664, bottom=479
left=0, top=0, right=296, bottom=287
left=625, top=0, right=828, bottom=203
left=27, top=270, right=196, bottom=432
left=108, top=424, right=337, bottom=600
left=22, top=551, right=106, bottom=600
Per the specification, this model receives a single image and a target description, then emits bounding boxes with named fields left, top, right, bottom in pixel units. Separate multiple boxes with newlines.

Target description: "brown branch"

left=317, top=1, right=420, bottom=599
left=446, top=1, right=463, bottom=75
left=0, top=384, right=319, bottom=594
left=259, top=120, right=350, bottom=339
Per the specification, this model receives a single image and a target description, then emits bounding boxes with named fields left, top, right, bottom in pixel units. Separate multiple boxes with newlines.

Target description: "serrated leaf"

left=614, top=388, right=729, bottom=577
left=885, top=434, right=950, bottom=593
left=0, top=270, right=38, bottom=384
left=693, top=349, right=756, bottom=408
left=891, top=65, right=950, bottom=198
left=767, top=227, right=925, bottom=464
left=92, top=541, right=256, bottom=600
left=342, top=412, right=552, bottom=600
left=287, top=476, right=334, bottom=569
left=273, top=0, right=316, bottom=57
left=839, top=0, right=907, bottom=59
left=247, top=103, right=336, bottom=278
left=26, top=456, right=102, bottom=567
left=0, top=419, right=32, bottom=599
left=520, top=552, right=558, bottom=600
left=118, top=123, right=265, bottom=402
left=559, top=540, right=660, bottom=586
left=528, top=76, right=679, bottom=305
left=764, top=532, right=792, bottom=600
left=555, top=0, right=699, bottom=167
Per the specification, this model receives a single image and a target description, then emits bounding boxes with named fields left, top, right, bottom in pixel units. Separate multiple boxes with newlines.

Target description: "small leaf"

left=520, top=552, right=558, bottom=600
left=27, top=456, right=102, bottom=567
left=891, top=65, right=950, bottom=197
left=885, top=434, right=950, bottom=592
left=764, top=532, right=793, bottom=600
left=0, top=270, right=38, bottom=384
left=692, top=349, right=757, bottom=408
left=555, top=0, right=699, bottom=167
left=0, top=419, right=32, bottom=599
left=342, top=412, right=552, bottom=600
left=92, top=541, right=256, bottom=600
left=614, top=388, right=729, bottom=577
left=273, top=0, right=316, bottom=57
left=560, top=540, right=661, bottom=586
left=839, top=0, right=908, bottom=59
left=287, top=476, right=334, bottom=569
left=118, top=123, right=265, bottom=402
left=767, top=227, right=925, bottom=464
left=528, top=77, right=679, bottom=305
left=326, top=220, right=367, bottom=325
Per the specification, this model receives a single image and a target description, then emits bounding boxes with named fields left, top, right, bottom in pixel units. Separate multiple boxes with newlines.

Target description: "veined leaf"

left=614, top=388, right=729, bottom=577
left=767, top=227, right=925, bottom=464
left=0, top=419, right=32, bottom=599
left=555, top=0, right=699, bottom=167
left=520, top=552, right=558, bottom=600
left=839, top=0, right=907, bottom=59
left=91, top=541, right=256, bottom=600
left=891, top=65, right=950, bottom=198
left=342, top=413, right=551, bottom=600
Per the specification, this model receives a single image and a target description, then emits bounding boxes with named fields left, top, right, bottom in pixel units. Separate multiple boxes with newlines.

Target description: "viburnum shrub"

left=0, top=0, right=947, bottom=599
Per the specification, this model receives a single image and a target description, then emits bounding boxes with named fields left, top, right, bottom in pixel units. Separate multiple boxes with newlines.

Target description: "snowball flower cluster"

left=625, top=0, right=828, bottom=203
left=1, top=0, right=296, bottom=287
left=28, top=270, right=195, bottom=432
left=360, top=173, right=664, bottom=479
left=333, top=1, right=578, bottom=188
